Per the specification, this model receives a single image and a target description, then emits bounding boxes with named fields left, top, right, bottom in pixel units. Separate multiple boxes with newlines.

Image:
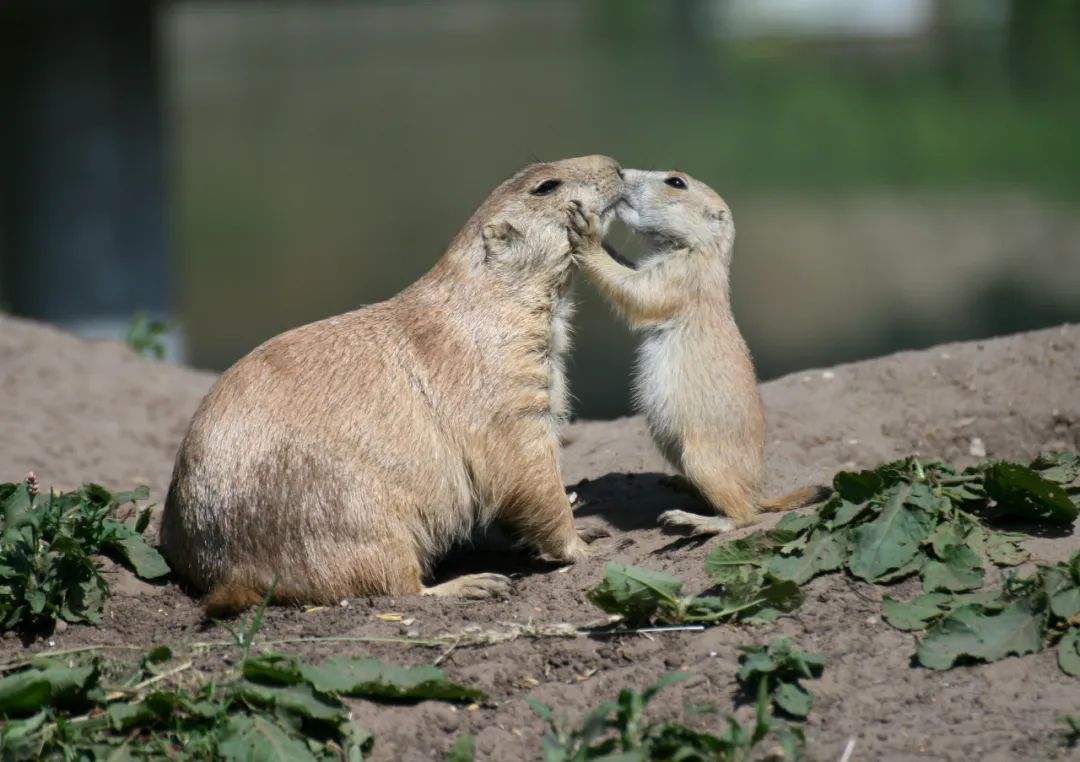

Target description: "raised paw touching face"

left=566, top=199, right=603, bottom=256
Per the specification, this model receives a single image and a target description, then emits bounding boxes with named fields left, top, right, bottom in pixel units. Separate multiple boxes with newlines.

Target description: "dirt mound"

left=1, top=314, right=1078, bottom=761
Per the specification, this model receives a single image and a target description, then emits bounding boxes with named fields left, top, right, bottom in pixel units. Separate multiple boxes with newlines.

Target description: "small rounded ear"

left=481, top=220, right=523, bottom=261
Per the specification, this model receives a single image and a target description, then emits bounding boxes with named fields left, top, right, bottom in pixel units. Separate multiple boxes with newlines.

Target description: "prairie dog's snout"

left=565, top=155, right=623, bottom=227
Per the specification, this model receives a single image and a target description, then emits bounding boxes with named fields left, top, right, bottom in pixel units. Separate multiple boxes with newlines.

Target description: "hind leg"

left=658, top=447, right=760, bottom=536
left=658, top=510, right=737, bottom=536
left=345, top=539, right=512, bottom=599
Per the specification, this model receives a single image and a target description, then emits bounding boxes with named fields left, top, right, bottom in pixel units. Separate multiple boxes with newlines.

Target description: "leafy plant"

left=0, top=652, right=370, bottom=761
left=736, top=640, right=824, bottom=719
left=527, top=672, right=803, bottom=761
left=590, top=453, right=1077, bottom=678
left=0, top=647, right=482, bottom=760
left=748, top=452, right=1077, bottom=592
left=881, top=550, right=1080, bottom=673
left=126, top=312, right=171, bottom=360
left=589, top=452, right=1077, bottom=638
left=0, top=477, right=169, bottom=632
left=588, top=561, right=802, bottom=627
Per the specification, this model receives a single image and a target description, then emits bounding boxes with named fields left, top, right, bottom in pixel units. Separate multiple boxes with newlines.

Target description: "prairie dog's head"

left=618, top=169, right=734, bottom=256
left=466, top=155, right=624, bottom=275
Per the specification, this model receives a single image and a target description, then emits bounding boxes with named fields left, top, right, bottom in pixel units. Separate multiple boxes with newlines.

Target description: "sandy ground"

left=1, top=314, right=1078, bottom=761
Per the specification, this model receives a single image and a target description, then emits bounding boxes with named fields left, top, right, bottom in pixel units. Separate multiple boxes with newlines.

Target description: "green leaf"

left=109, top=486, right=150, bottom=505
left=2, top=484, right=34, bottom=530
left=705, top=537, right=765, bottom=582
left=0, top=661, right=97, bottom=716
left=921, top=544, right=984, bottom=593
left=107, top=700, right=156, bottom=731
left=832, top=470, right=883, bottom=503
left=984, top=463, right=1079, bottom=525
left=1030, top=451, right=1080, bottom=484
left=446, top=734, right=476, bottom=762
left=848, top=485, right=934, bottom=582
left=0, top=711, right=48, bottom=758
left=749, top=580, right=805, bottom=623
left=980, top=531, right=1029, bottom=567
left=736, top=639, right=822, bottom=722
left=905, top=482, right=949, bottom=517
left=641, top=671, right=696, bottom=703
left=916, top=599, right=1046, bottom=670
left=233, top=681, right=345, bottom=722
left=1058, top=628, right=1080, bottom=677
left=766, top=530, right=845, bottom=585
left=926, top=522, right=964, bottom=558
left=143, top=645, right=173, bottom=667
left=773, top=682, right=812, bottom=718
left=342, top=722, right=374, bottom=758
left=301, top=657, right=484, bottom=702
left=134, top=506, right=153, bottom=535
left=588, top=563, right=683, bottom=624
left=217, top=713, right=320, bottom=762
left=242, top=654, right=304, bottom=686
left=0, top=673, right=51, bottom=717
left=773, top=511, right=818, bottom=537
left=524, top=696, right=555, bottom=722
left=830, top=500, right=868, bottom=528
left=105, top=532, right=171, bottom=580
left=881, top=593, right=952, bottom=631
left=1041, top=563, right=1080, bottom=622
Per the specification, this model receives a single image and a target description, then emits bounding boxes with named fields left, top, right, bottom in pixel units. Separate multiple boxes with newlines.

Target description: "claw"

left=658, top=509, right=735, bottom=536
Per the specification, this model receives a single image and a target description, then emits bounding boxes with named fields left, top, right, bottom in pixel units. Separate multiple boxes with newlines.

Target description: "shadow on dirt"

left=572, top=471, right=708, bottom=531
left=430, top=471, right=709, bottom=583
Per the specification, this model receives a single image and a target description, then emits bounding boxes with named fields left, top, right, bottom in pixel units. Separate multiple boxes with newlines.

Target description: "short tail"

left=760, top=484, right=832, bottom=513
left=203, top=582, right=267, bottom=619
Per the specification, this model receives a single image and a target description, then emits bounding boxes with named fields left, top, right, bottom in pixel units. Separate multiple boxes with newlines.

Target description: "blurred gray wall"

left=0, top=1, right=174, bottom=349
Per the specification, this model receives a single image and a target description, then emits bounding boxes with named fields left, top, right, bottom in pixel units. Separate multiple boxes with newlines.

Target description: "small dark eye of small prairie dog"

left=664, top=176, right=688, bottom=190
left=530, top=179, right=562, bottom=196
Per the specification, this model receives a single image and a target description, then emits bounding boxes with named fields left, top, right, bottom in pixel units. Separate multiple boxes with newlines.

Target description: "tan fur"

left=568, top=170, right=826, bottom=535
left=161, top=155, right=624, bottom=613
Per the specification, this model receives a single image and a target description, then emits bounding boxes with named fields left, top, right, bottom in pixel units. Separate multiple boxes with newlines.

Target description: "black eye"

left=530, top=179, right=562, bottom=196
left=664, top=176, right=687, bottom=190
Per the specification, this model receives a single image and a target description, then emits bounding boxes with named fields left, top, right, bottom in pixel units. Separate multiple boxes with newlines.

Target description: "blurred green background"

left=7, top=0, right=1080, bottom=418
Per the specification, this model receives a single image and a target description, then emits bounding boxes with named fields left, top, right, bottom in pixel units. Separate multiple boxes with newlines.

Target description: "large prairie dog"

left=568, top=169, right=826, bottom=534
left=161, top=155, right=624, bottom=614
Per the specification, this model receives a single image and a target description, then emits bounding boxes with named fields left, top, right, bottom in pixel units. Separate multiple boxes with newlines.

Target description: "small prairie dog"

left=161, top=155, right=624, bottom=614
left=568, top=169, right=826, bottom=535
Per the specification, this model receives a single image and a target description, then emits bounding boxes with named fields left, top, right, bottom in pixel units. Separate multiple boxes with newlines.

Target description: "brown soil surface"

left=1, top=314, right=1078, bottom=761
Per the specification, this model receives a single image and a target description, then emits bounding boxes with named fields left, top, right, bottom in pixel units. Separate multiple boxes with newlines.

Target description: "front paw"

left=566, top=200, right=602, bottom=254
left=538, top=534, right=590, bottom=565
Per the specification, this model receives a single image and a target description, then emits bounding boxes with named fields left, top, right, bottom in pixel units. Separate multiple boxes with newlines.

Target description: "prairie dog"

left=568, top=170, right=826, bottom=534
left=161, top=155, right=624, bottom=614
